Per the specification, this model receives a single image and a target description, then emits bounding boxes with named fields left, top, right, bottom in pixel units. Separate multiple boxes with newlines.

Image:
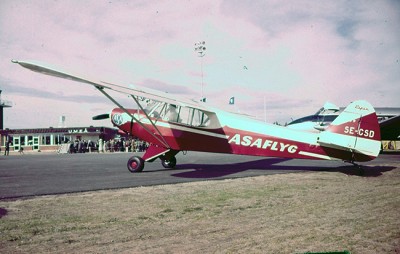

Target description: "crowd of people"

left=66, top=138, right=149, bottom=154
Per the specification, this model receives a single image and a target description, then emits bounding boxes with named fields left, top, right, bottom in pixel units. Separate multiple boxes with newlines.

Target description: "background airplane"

left=287, top=102, right=400, bottom=140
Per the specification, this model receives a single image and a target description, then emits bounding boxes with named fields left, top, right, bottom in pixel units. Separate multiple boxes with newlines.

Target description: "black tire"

left=161, top=156, right=177, bottom=169
left=127, top=156, right=145, bottom=173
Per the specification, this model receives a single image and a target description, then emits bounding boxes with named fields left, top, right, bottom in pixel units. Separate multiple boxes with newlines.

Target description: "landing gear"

left=345, top=160, right=364, bottom=176
left=161, top=156, right=177, bottom=169
left=126, top=149, right=179, bottom=173
left=127, top=156, right=145, bottom=173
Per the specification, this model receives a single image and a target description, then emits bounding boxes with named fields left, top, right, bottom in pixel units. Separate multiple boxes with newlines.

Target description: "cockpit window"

left=143, top=100, right=210, bottom=127
left=175, top=105, right=210, bottom=127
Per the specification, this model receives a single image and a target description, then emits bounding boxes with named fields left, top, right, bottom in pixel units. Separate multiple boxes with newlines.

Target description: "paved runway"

left=0, top=152, right=398, bottom=199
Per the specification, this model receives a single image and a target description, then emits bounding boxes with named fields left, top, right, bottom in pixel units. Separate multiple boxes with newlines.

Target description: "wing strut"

left=131, top=95, right=170, bottom=148
left=95, top=86, right=170, bottom=149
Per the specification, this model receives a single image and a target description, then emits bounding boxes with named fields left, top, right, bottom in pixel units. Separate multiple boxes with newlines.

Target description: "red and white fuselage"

left=111, top=100, right=381, bottom=164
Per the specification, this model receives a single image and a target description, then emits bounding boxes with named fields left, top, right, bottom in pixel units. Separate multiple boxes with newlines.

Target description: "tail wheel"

left=127, top=156, right=144, bottom=173
left=161, top=156, right=177, bottom=169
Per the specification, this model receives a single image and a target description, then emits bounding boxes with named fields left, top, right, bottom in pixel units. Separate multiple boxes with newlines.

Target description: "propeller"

left=92, top=113, right=110, bottom=120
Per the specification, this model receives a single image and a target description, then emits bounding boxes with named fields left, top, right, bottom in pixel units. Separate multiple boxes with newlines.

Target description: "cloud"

left=0, top=76, right=104, bottom=104
left=221, top=1, right=399, bottom=104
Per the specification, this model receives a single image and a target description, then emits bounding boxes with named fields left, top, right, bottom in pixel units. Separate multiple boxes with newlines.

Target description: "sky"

left=0, top=0, right=399, bottom=129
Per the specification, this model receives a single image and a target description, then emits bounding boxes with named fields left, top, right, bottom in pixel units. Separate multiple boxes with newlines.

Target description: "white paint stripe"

left=298, top=151, right=332, bottom=160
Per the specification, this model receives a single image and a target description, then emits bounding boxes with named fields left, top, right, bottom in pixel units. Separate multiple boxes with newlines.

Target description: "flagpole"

left=194, top=41, right=206, bottom=100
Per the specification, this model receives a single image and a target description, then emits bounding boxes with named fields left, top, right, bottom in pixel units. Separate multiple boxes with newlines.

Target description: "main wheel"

left=161, top=156, right=177, bottom=169
left=127, top=156, right=145, bottom=173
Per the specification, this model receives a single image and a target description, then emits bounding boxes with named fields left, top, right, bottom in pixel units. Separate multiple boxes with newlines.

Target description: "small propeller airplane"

left=12, top=60, right=382, bottom=173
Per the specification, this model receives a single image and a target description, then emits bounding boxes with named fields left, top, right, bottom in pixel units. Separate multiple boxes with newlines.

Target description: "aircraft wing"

left=12, top=60, right=212, bottom=113
left=379, top=114, right=400, bottom=140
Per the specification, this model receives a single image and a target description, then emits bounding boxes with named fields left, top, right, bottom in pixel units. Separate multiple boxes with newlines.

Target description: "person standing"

left=98, top=138, right=103, bottom=153
left=4, top=141, right=11, bottom=156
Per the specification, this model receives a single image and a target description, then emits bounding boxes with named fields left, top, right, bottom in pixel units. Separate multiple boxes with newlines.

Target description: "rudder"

left=318, top=100, right=381, bottom=162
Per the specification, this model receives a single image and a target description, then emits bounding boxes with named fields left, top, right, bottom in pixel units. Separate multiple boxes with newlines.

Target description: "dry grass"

left=1, top=163, right=399, bottom=253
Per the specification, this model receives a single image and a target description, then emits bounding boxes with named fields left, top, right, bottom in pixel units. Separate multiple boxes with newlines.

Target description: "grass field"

left=1, top=163, right=399, bottom=253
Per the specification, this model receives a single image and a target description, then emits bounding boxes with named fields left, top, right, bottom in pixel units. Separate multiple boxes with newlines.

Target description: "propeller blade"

left=92, top=113, right=110, bottom=120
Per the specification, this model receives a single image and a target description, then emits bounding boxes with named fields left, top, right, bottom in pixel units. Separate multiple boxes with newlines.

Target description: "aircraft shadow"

left=171, top=158, right=292, bottom=178
left=161, top=158, right=396, bottom=179
left=332, top=165, right=396, bottom=177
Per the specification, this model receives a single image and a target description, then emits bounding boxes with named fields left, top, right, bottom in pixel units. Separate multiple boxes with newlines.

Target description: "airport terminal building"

left=0, top=126, right=119, bottom=153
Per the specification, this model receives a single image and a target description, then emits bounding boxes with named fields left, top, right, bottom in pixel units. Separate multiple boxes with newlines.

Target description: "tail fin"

left=318, top=100, right=381, bottom=162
